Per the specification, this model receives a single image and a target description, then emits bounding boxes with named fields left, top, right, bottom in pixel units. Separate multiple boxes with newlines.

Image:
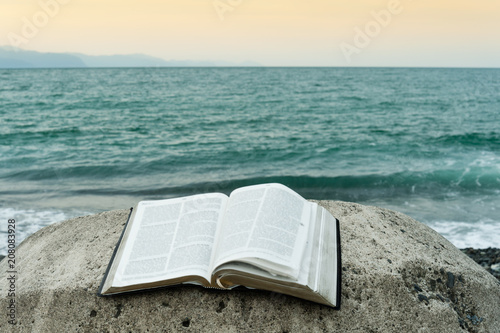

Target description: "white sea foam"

left=0, top=206, right=498, bottom=255
left=428, top=219, right=500, bottom=249
left=0, top=207, right=87, bottom=255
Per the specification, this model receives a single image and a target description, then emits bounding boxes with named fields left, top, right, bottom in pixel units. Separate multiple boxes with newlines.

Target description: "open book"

left=98, top=183, right=341, bottom=307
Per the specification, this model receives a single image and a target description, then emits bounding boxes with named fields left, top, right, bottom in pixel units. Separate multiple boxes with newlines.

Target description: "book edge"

left=97, top=207, right=134, bottom=297
left=310, top=215, right=341, bottom=309
left=335, top=217, right=342, bottom=309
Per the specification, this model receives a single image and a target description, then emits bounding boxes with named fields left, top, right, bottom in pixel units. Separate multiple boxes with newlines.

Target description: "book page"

left=112, top=193, right=228, bottom=287
left=212, top=183, right=311, bottom=279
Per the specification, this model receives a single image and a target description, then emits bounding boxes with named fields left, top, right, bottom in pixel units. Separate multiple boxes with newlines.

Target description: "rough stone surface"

left=1, top=201, right=499, bottom=332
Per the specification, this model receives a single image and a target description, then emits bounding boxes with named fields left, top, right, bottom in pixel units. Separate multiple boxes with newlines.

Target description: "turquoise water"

left=1, top=67, right=499, bottom=252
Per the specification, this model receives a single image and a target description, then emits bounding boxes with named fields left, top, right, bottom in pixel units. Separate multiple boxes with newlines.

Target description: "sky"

left=1, top=0, right=499, bottom=67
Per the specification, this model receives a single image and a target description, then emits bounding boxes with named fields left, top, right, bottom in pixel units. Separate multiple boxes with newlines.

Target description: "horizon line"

left=1, top=66, right=500, bottom=70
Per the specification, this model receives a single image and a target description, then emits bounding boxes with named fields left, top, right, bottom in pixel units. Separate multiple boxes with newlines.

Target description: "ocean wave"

left=0, top=207, right=71, bottom=255
left=4, top=165, right=499, bottom=191
left=3, top=164, right=131, bottom=181
left=64, top=171, right=499, bottom=201
left=429, top=219, right=500, bottom=248
left=0, top=126, right=83, bottom=141
left=432, top=132, right=500, bottom=149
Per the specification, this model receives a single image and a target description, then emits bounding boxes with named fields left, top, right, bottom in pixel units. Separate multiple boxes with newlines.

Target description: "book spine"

left=335, top=218, right=342, bottom=309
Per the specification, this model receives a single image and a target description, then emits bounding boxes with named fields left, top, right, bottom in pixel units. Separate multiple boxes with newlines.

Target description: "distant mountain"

left=0, top=47, right=86, bottom=68
left=0, top=47, right=261, bottom=68
left=70, top=52, right=171, bottom=67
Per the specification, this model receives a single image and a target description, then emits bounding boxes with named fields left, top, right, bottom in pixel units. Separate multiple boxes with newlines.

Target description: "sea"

left=1, top=67, right=499, bottom=254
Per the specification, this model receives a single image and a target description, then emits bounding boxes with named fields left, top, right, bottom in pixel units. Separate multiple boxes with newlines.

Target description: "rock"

left=1, top=201, right=499, bottom=332
left=446, top=272, right=455, bottom=289
left=460, top=247, right=500, bottom=281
